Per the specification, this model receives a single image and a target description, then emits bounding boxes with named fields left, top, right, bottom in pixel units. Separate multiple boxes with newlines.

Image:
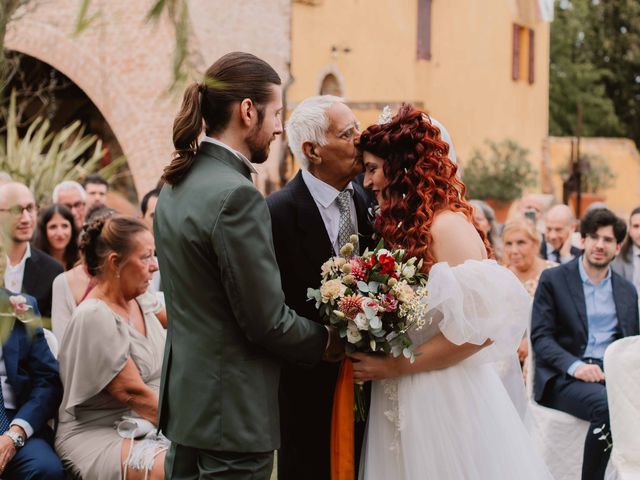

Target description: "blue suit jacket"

left=531, top=257, right=639, bottom=402
left=1, top=288, right=62, bottom=435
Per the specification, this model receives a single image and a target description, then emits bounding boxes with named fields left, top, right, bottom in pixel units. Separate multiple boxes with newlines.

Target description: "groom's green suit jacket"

left=154, top=142, right=327, bottom=452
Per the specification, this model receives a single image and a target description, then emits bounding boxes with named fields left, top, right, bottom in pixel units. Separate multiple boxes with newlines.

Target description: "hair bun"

left=79, top=215, right=109, bottom=276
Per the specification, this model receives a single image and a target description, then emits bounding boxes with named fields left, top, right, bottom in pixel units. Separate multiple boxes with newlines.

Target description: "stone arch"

left=5, top=17, right=174, bottom=197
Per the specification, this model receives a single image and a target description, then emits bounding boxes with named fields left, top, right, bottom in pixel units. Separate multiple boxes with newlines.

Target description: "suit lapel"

left=0, top=289, right=19, bottom=382
left=564, top=260, right=589, bottom=335
left=22, top=248, right=38, bottom=295
left=290, top=172, right=334, bottom=268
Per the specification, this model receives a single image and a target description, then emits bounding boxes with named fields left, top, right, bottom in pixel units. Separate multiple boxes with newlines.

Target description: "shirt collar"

left=301, top=169, right=354, bottom=209
left=201, top=136, right=258, bottom=174
left=6, top=243, right=31, bottom=270
left=578, top=254, right=611, bottom=286
left=633, top=244, right=640, bottom=258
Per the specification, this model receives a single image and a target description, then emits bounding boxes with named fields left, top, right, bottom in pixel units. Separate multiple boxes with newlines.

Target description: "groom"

left=155, top=53, right=342, bottom=479
left=267, top=95, right=373, bottom=480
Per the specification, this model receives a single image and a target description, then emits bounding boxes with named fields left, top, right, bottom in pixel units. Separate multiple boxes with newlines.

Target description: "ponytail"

left=162, top=83, right=203, bottom=186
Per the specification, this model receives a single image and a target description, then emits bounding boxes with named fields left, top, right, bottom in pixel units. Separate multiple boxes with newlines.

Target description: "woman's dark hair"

left=618, top=206, right=640, bottom=258
left=579, top=208, right=627, bottom=244
left=33, top=204, right=79, bottom=270
left=162, top=52, right=281, bottom=186
left=79, top=214, right=149, bottom=277
left=357, top=104, right=491, bottom=272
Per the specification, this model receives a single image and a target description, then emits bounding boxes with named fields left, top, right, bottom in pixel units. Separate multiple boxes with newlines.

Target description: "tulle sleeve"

left=424, top=259, right=530, bottom=364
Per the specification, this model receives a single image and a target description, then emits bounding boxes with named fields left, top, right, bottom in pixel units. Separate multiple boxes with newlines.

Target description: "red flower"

left=377, top=253, right=396, bottom=277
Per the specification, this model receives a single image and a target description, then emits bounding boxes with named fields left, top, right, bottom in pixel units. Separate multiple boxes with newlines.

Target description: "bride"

left=352, top=104, right=552, bottom=479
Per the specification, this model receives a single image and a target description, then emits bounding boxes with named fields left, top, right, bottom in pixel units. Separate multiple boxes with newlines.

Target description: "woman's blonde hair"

left=502, top=217, right=541, bottom=246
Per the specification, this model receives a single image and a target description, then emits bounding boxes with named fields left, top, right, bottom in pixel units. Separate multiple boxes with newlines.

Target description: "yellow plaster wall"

left=290, top=0, right=550, bottom=173
left=547, top=137, right=640, bottom=218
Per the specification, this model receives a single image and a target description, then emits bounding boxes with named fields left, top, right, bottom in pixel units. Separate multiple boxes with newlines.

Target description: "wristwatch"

left=4, top=431, right=25, bottom=448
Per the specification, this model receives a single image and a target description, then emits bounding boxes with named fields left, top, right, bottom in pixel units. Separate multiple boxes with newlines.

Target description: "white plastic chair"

left=43, top=327, right=59, bottom=359
left=604, top=336, right=640, bottom=480
left=526, top=337, right=590, bottom=480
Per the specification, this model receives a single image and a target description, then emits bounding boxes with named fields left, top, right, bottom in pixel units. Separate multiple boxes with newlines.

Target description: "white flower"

left=346, top=321, right=363, bottom=343
left=334, top=257, right=347, bottom=268
left=362, top=298, right=379, bottom=319
left=353, top=312, right=369, bottom=331
left=393, top=281, right=415, bottom=302
left=320, top=259, right=335, bottom=277
left=320, top=279, right=347, bottom=302
left=401, top=265, right=416, bottom=279
left=376, top=248, right=390, bottom=258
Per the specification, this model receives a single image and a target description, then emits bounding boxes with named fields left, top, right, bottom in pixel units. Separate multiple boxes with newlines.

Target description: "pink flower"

left=379, top=293, right=399, bottom=312
left=9, top=295, right=31, bottom=320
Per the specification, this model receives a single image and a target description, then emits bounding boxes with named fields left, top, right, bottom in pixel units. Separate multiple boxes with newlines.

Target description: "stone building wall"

left=6, top=0, right=291, bottom=198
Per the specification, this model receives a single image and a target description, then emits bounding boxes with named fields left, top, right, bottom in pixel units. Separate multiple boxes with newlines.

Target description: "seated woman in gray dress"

left=56, top=215, right=167, bottom=480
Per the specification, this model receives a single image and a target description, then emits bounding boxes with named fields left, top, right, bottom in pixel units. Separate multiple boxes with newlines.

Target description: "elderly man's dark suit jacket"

left=531, top=257, right=639, bottom=403
left=23, top=246, right=64, bottom=319
left=267, top=170, right=374, bottom=480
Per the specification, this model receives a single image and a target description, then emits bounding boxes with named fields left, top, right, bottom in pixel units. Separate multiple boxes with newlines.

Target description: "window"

left=417, top=0, right=432, bottom=60
left=319, top=74, right=342, bottom=96
left=512, top=23, right=535, bottom=84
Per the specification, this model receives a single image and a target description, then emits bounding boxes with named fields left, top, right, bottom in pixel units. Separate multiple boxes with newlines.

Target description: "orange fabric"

left=331, top=358, right=355, bottom=480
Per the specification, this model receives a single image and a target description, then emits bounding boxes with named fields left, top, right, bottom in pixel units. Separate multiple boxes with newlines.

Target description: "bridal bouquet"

left=307, top=236, right=429, bottom=363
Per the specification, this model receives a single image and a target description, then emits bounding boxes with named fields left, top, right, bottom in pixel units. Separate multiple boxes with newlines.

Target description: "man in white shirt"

left=0, top=183, right=63, bottom=318
left=267, top=95, right=374, bottom=480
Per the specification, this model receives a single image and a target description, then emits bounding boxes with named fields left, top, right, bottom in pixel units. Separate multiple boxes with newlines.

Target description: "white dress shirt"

left=545, top=242, right=574, bottom=264
left=301, top=169, right=359, bottom=254
left=4, top=243, right=31, bottom=294
left=201, top=136, right=257, bottom=174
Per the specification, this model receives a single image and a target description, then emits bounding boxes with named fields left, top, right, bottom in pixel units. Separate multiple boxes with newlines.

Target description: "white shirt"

left=545, top=242, right=574, bottom=264
left=301, top=169, right=358, bottom=254
left=4, top=243, right=31, bottom=294
left=201, top=136, right=258, bottom=174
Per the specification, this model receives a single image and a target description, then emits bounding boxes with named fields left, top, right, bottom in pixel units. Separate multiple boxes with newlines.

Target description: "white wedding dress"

left=359, top=260, right=553, bottom=480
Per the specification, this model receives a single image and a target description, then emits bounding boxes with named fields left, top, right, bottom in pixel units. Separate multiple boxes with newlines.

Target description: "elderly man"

left=0, top=183, right=63, bottom=319
left=52, top=181, right=86, bottom=230
left=267, top=95, right=374, bottom=480
left=540, top=204, right=582, bottom=264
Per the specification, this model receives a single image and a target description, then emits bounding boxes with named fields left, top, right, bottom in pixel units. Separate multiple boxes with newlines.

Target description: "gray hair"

left=286, top=95, right=344, bottom=169
left=52, top=180, right=86, bottom=203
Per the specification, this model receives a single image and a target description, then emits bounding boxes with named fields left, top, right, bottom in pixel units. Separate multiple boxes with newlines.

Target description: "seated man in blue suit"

left=0, top=288, right=64, bottom=479
left=532, top=208, right=639, bottom=480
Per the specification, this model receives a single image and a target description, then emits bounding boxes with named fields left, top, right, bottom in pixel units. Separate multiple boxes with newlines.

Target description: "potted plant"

left=462, top=139, right=537, bottom=222
left=557, top=153, right=616, bottom=214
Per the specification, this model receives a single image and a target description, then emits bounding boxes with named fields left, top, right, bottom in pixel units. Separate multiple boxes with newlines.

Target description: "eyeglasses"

left=0, top=203, right=37, bottom=216
left=63, top=201, right=86, bottom=211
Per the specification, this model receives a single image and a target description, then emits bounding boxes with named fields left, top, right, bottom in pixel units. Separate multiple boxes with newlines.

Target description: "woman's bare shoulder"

left=431, top=209, right=487, bottom=264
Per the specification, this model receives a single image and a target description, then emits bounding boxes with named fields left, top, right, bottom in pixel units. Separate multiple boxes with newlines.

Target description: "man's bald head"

left=545, top=204, right=576, bottom=251
left=0, top=182, right=37, bottom=245
left=0, top=182, right=34, bottom=208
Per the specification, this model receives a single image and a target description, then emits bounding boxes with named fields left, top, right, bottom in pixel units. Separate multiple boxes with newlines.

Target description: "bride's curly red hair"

left=357, top=104, right=491, bottom=272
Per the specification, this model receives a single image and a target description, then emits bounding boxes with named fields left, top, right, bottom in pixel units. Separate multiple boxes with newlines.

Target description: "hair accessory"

left=377, top=105, right=394, bottom=125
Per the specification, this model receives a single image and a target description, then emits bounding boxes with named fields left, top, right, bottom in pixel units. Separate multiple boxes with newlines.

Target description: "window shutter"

left=512, top=23, right=521, bottom=81
left=417, top=0, right=432, bottom=60
left=528, top=28, right=535, bottom=84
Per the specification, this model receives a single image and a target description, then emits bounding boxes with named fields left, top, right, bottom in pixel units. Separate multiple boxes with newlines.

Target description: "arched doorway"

left=3, top=51, right=138, bottom=205
left=319, top=73, right=343, bottom=96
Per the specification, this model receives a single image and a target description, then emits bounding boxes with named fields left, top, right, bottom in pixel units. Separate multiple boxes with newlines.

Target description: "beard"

left=246, top=122, right=272, bottom=165
left=585, top=251, right=614, bottom=269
